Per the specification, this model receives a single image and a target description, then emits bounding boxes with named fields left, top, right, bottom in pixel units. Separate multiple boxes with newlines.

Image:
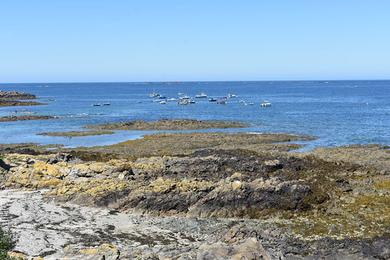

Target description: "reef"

left=38, top=130, right=115, bottom=137
left=86, top=119, right=248, bottom=130
left=0, top=115, right=55, bottom=122
left=0, top=90, right=44, bottom=107
left=0, top=91, right=36, bottom=100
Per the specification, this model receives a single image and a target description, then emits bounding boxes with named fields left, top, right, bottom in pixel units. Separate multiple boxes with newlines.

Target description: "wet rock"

left=0, top=158, right=11, bottom=171
left=188, top=178, right=312, bottom=218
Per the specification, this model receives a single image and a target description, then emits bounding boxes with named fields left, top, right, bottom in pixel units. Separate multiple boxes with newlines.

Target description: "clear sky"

left=1, top=0, right=390, bottom=83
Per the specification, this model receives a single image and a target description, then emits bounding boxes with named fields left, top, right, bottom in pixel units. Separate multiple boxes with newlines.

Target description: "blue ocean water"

left=0, top=81, right=389, bottom=149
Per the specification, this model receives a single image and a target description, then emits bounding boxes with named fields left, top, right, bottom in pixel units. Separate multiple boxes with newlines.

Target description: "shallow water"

left=1, top=80, right=389, bottom=149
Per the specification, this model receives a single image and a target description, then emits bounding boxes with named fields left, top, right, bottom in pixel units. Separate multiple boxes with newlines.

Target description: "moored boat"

left=260, top=101, right=272, bottom=107
left=178, top=99, right=190, bottom=105
left=195, top=92, right=207, bottom=98
left=149, top=92, right=160, bottom=98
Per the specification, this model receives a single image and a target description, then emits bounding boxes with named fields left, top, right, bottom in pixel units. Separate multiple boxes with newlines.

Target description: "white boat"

left=228, top=93, right=237, bottom=98
left=179, top=95, right=191, bottom=100
left=159, top=100, right=167, bottom=104
left=260, top=101, right=272, bottom=107
left=195, top=92, right=207, bottom=98
left=149, top=92, right=160, bottom=98
left=178, top=99, right=190, bottom=105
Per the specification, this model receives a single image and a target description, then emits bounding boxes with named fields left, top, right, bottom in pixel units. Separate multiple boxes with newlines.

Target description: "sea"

left=0, top=80, right=389, bottom=150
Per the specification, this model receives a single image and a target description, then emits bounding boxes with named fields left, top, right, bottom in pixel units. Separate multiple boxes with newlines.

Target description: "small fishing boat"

left=102, top=103, right=111, bottom=106
left=159, top=100, right=167, bottom=104
left=178, top=99, right=190, bottom=105
left=209, top=98, right=217, bottom=102
left=228, top=93, right=237, bottom=98
left=260, top=101, right=272, bottom=107
left=189, top=100, right=196, bottom=104
left=158, top=95, right=167, bottom=99
left=179, top=95, right=191, bottom=100
left=92, top=104, right=101, bottom=107
left=195, top=92, right=207, bottom=98
left=149, top=92, right=160, bottom=98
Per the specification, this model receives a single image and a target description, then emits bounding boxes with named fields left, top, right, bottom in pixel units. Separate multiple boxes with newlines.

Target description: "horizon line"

left=2, top=78, right=390, bottom=85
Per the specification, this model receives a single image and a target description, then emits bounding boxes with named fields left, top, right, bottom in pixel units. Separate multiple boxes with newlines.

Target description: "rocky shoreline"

left=0, top=90, right=44, bottom=107
left=0, top=132, right=389, bottom=259
left=0, top=91, right=36, bottom=100
left=0, top=115, right=56, bottom=122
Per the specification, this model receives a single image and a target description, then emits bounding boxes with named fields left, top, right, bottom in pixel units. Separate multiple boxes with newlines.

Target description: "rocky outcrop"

left=0, top=90, right=43, bottom=107
left=0, top=91, right=36, bottom=100
left=1, top=142, right=389, bottom=259
left=2, top=154, right=132, bottom=208
left=87, top=119, right=248, bottom=131
left=0, top=115, right=55, bottom=122
left=0, top=100, right=43, bottom=106
left=0, top=148, right=377, bottom=221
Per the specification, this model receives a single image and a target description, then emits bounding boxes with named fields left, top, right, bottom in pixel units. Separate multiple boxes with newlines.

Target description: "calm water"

left=0, top=81, right=389, bottom=150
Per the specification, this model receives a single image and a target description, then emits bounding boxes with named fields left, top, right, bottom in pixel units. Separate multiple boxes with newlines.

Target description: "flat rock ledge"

left=0, top=115, right=56, bottom=122
left=0, top=141, right=389, bottom=259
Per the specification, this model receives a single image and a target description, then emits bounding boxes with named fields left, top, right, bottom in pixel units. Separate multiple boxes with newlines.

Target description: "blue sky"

left=1, top=0, right=389, bottom=82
